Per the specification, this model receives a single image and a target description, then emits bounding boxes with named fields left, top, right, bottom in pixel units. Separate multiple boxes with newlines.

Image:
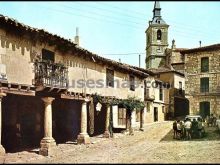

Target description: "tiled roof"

left=173, top=48, right=188, bottom=52
left=0, top=14, right=149, bottom=78
left=180, top=44, right=220, bottom=54
left=148, top=66, right=185, bottom=76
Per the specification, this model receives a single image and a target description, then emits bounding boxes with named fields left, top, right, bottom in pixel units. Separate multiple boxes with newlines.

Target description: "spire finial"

left=74, top=27, right=79, bottom=46
left=172, top=39, right=176, bottom=49
left=153, top=1, right=161, bottom=18
left=154, top=1, right=160, bottom=9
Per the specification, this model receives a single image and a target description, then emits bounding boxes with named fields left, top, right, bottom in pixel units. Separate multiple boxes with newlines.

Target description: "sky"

left=0, top=1, right=220, bottom=68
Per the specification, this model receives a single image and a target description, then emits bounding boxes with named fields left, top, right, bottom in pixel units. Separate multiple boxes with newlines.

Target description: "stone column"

left=103, top=104, right=110, bottom=138
left=140, top=108, right=145, bottom=131
left=130, top=110, right=136, bottom=135
left=77, top=100, right=90, bottom=144
left=39, top=97, right=56, bottom=156
left=0, top=93, right=6, bottom=154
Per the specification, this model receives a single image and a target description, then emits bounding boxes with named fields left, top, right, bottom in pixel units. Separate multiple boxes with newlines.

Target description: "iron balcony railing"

left=33, top=60, right=68, bottom=88
left=173, top=88, right=185, bottom=97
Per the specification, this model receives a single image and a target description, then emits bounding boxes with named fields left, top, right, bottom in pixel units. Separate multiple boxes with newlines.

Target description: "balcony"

left=173, top=88, right=185, bottom=97
left=33, top=60, right=68, bottom=89
left=144, top=88, right=155, bottom=101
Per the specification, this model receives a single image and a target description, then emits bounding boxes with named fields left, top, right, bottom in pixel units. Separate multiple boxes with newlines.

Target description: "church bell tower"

left=145, top=1, right=169, bottom=69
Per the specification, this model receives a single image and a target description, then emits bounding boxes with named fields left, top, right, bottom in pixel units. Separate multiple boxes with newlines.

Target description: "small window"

left=42, top=49, right=55, bottom=62
left=157, top=29, right=162, bottom=40
left=200, top=77, right=209, bottom=93
left=179, top=81, right=183, bottom=95
left=129, top=75, right=135, bottom=91
left=201, top=57, right=209, bottom=72
left=144, top=80, right=149, bottom=100
left=159, top=85, right=163, bottom=101
left=106, top=68, right=114, bottom=87
left=179, top=81, right=182, bottom=89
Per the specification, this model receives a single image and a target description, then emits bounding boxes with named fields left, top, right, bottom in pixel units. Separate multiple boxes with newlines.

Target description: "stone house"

left=165, top=39, right=187, bottom=74
left=0, top=12, right=173, bottom=156
left=127, top=66, right=170, bottom=124
left=0, top=14, right=151, bottom=155
left=149, top=67, right=188, bottom=119
left=181, top=44, right=220, bottom=118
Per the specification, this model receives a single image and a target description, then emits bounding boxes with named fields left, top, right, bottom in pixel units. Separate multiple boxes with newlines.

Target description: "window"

left=200, top=77, right=209, bottom=93
left=159, top=84, right=163, bottom=101
left=179, top=81, right=182, bottom=89
left=42, top=49, right=55, bottom=62
left=129, top=75, right=135, bottom=91
left=201, top=57, right=209, bottom=72
left=157, top=29, right=162, bottom=40
left=106, top=68, right=114, bottom=87
left=179, top=81, right=183, bottom=95
left=118, top=108, right=126, bottom=125
left=200, top=102, right=210, bottom=119
left=144, top=80, right=149, bottom=100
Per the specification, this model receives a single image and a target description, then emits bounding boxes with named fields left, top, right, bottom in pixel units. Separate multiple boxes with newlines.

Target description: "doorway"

left=154, top=107, right=158, bottom=122
left=200, top=101, right=210, bottom=119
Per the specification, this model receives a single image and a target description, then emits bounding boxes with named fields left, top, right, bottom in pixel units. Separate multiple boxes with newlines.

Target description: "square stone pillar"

left=0, top=93, right=6, bottom=155
left=103, top=104, right=110, bottom=138
left=77, top=100, right=90, bottom=144
left=39, top=97, right=56, bottom=156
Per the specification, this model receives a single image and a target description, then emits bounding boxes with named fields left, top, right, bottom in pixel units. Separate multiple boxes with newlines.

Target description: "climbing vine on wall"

left=120, top=96, right=145, bottom=112
left=92, top=93, right=145, bottom=111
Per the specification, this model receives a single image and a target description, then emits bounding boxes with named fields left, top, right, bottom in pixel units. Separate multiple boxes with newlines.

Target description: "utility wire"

left=102, top=53, right=145, bottom=55
left=29, top=4, right=219, bottom=43
left=95, top=2, right=220, bottom=36
left=49, top=3, right=220, bottom=40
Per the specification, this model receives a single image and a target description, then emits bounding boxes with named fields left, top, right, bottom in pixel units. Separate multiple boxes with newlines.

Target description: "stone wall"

left=145, top=102, right=165, bottom=123
left=171, top=51, right=184, bottom=64
left=185, top=50, right=220, bottom=116
left=145, top=25, right=168, bottom=69
left=186, top=95, right=220, bottom=117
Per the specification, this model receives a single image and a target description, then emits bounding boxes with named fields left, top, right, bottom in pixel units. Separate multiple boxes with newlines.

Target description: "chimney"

left=199, top=41, right=201, bottom=47
left=171, top=39, right=176, bottom=49
left=74, top=27, right=79, bottom=46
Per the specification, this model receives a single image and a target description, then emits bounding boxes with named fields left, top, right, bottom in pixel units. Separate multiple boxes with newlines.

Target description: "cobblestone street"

left=0, top=121, right=220, bottom=164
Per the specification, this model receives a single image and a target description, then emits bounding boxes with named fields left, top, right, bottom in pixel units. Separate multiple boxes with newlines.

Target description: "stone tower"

left=145, top=1, right=169, bottom=69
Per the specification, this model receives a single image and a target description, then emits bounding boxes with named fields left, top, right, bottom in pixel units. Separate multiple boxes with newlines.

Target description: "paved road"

left=2, top=121, right=220, bottom=163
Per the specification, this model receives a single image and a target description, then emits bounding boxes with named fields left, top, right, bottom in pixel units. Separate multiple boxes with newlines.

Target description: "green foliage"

left=92, top=93, right=119, bottom=105
left=92, top=93, right=145, bottom=112
left=120, top=96, right=145, bottom=112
